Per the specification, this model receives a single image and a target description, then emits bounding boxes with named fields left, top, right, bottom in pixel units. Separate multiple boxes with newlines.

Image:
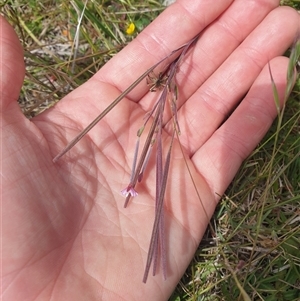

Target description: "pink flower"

left=121, top=185, right=138, bottom=198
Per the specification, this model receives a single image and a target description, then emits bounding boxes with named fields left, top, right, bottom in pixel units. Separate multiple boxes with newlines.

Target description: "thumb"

left=0, top=15, right=25, bottom=112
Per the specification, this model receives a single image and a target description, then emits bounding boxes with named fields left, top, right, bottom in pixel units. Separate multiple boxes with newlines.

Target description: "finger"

left=169, top=6, right=299, bottom=154
left=140, top=0, right=280, bottom=112
left=53, top=0, right=234, bottom=116
left=92, top=0, right=233, bottom=100
left=0, top=15, right=25, bottom=112
left=192, top=56, right=293, bottom=200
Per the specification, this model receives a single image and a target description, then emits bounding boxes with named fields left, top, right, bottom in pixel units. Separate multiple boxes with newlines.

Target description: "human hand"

left=2, top=1, right=299, bottom=300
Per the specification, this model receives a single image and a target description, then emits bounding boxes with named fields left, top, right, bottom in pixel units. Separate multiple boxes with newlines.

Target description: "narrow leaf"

left=143, top=133, right=174, bottom=283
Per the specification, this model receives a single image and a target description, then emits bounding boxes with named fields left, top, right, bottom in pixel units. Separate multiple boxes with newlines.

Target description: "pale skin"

left=1, top=0, right=299, bottom=300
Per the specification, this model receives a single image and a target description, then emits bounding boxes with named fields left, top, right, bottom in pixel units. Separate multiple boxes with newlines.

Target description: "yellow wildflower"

left=126, top=23, right=135, bottom=35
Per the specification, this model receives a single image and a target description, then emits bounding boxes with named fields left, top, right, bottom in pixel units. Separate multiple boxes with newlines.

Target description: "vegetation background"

left=2, top=0, right=299, bottom=300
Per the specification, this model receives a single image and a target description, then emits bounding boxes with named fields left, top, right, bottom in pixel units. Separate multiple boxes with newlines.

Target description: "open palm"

left=2, top=1, right=299, bottom=300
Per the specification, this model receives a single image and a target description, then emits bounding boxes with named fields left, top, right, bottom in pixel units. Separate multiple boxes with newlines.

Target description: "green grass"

left=2, top=1, right=300, bottom=300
